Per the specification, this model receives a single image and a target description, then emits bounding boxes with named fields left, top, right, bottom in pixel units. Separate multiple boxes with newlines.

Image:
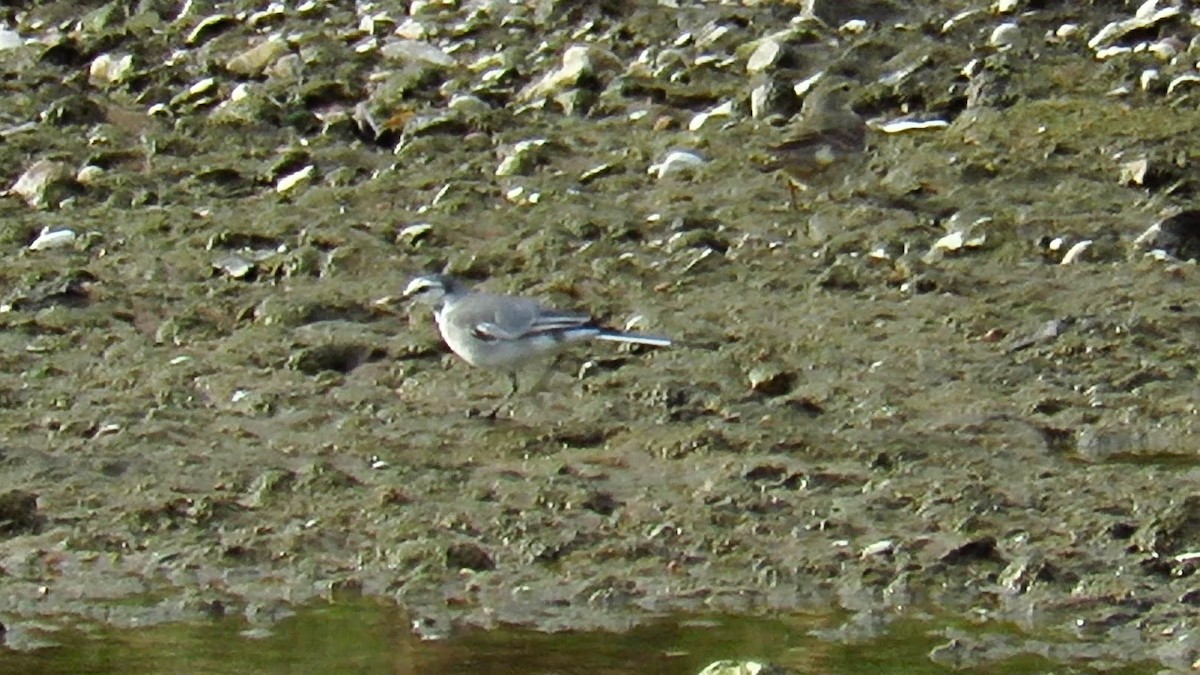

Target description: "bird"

left=760, top=77, right=868, bottom=205
left=402, top=274, right=671, bottom=418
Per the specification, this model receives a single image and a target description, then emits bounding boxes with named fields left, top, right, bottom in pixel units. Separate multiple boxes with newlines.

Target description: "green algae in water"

left=0, top=600, right=1162, bottom=674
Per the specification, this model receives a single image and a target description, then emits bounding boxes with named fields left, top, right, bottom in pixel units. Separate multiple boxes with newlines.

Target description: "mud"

left=1, top=0, right=1199, bottom=669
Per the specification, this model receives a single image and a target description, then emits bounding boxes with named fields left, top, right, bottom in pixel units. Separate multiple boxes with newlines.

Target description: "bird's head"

left=801, top=76, right=858, bottom=116
left=402, top=274, right=464, bottom=306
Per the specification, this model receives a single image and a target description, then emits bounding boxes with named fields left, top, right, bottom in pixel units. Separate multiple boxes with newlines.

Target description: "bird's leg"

left=526, top=355, right=561, bottom=394
left=484, top=371, right=520, bottom=419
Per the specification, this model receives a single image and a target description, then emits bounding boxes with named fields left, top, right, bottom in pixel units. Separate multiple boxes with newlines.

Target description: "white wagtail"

left=402, top=274, right=672, bottom=417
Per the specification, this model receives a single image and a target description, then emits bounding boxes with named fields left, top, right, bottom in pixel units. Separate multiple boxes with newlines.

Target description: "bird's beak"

left=400, top=280, right=425, bottom=299
left=371, top=294, right=406, bottom=316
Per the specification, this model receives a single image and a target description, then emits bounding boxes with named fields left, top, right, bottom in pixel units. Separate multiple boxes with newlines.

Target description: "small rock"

left=750, top=78, right=799, bottom=120
left=929, top=231, right=966, bottom=253
left=208, top=83, right=282, bottom=126
left=88, top=53, right=134, bottom=87
left=861, top=540, right=896, bottom=557
left=380, top=39, right=456, bottom=68
left=1120, top=158, right=1149, bottom=186
left=0, top=27, right=22, bottom=50
left=748, top=365, right=795, bottom=397
left=551, top=88, right=595, bottom=116
left=226, top=38, right=289, bottom=77
left=579, top=163, right=617, bottom=185
left=1088, top=4, right=1181, bottom=52
left=926, top=213, right=990, bottom=260
left=186, top=14, right=236, bottom=46
left=75, top=165, right=104, bottom=186
left=247, top=4, right=286, bottom=28
left=447, top=94, right=490, bottom=117
left=746, top=37, right=786, bottom=74
left=696, top=660, right=791, bottom=675
left=395, top=18, right=427, bottom=40
left=397, top=223, right=433, bottom=245
left=1146, top=37, right=1180, bottom=61
left=998, top=554, right=1053, bottom=593
left=28, top=227, right=76, bottom=251
left=649, top=150, right=705, bottom=180
left=265, top=53, right=303, bottom=82
left=518, top=44, right=619, bottom=102
left=276, top=165, right=315, bottom=194
left=1058, top=239, right=1092, bottom=265
left=988, top=22, right=1023, bottom=50
left=403, top=112, right=469, bottom=138
left=1167, top=74, right=1200, bottom=95
left=873, top=118, right=949, bottom=133
left=495, top=139, right=548, bottom=177
left=9, top=160, right=75, bottom=208
left=213, top=254, right=255, bottom=279
left=689, top=100, right=735, bottom=131
left=1009, top=317, right=1071, bottom=352
left=170, top=77, right=219, bottom=111
left=839, top=19, right=868, bottom=34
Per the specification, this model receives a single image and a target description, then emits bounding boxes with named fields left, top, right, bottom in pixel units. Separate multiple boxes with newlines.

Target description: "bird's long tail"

left=595, top=331, right=672, bottom=348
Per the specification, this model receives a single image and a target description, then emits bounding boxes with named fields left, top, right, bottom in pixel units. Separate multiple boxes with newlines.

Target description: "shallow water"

left=0, top=600, right=1155, bottom=674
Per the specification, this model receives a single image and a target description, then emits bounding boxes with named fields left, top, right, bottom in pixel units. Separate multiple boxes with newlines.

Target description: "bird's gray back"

left=445, top=291, right=542, bottom=336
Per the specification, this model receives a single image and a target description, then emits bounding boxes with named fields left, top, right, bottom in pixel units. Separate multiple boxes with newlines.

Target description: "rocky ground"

left=1, top=0, right=1199, bottom=670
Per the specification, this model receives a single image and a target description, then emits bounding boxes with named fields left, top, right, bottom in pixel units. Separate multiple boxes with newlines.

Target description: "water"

left=0, top=599, right=1156, bottom=674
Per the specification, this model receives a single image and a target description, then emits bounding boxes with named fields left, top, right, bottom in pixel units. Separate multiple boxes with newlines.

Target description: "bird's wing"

left=456, top=294, right=589, bottom=341
left=471, top=321, right=518, bottom=341
left=773, top=120, right=866, bottom=154
left=529, top=307, right=594, bottom=332
left=760, top=121, right=868, bottom=175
